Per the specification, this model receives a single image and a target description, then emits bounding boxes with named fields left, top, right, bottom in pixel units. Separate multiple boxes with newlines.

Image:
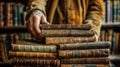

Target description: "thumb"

left=41, top=15, right=49, bottom=24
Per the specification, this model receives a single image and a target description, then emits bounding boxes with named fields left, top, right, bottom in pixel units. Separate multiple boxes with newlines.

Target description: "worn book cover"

left=58, top=41, right=111, bottom=50
left=59, top=49, right=110, bottom=58
left=61, top=64, right=110, bottom=67
left=45, top=36, right=96, bottom=45
left=9, top=51, right=58, bottom=59
left=10, top=58, right=60, bottom=66
left=61, top=57, right=110, bottom=64
left=11, top=44, right=57, bottom=52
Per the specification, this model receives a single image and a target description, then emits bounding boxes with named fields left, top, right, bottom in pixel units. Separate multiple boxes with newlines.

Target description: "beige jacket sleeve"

left=26, top=0, right=47, bottom=20
left=84, top=0, right=104, bottom=37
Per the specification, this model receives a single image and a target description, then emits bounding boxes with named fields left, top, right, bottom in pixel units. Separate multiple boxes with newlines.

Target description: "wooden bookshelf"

left=0, top=26, right=28, bottom=34
left=101, top=23, right=120, bottom=29
left=0, top=0, right=120, bottom=66
left=101, top=23, right=120, bottom=32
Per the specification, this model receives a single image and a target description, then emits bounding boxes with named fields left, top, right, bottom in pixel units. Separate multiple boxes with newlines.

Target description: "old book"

left=0, top=2, right=4, bottom=27
left=15, top=39, right=43, bottom=45
left=9, top=51, right=57, bottom=59
left=41, top=29, right=95, bottom=37
left=0, top=37, right=8, bottom=63
left=5, top=2, right=13, bottom=27
left=61, top=64, right=110, bottom=67
left=59, top=49, right=110, bottom=58
left=39, top=24, right=91, bottom=30
left=17, top=3, right=25, bottom=26
left=61, top=57, right=110, bottom=64
left=58, top=41, right=111, bottom=50
left=11, top=44, right=57, bottom=52
left=10, top=58, right=60, bottom=66
left=12, top=3, right=18, bottom=26
left=45, top=36, right=96, bottom=45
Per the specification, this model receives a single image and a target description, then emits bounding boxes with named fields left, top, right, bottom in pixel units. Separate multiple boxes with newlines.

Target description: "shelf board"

left=0, top=23, right=120, bottom=34
left=101, top=23, right=120, bottom=29
left=0, top=26, right=28, bottom=34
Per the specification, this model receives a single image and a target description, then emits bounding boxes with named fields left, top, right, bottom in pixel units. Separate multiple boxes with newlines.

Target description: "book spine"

left=61, top=64, right=110, bottom=67
left=58, top=41, right=111, bottom=50
left=17, top=3, right=24, bottom=26
left=11, top=58, right=60, bottom=66
left=11, top=44, right=57, bottom=52
left=42, top=30, right=94, bottom=37
left=0, top=2, right=4, bottom=27
left=9, top=51, right=57, bottom=59
left=61, top=57, right=110, bottom=64
left=59, top=49, right=110, bottom=58
left=12, top=3, right=18, bottom=26
left=0, top=38, right=8, bottom=63
left=40, top=24, right=91, bottom=30
left=106, top=0, right=111, bottom=22
left=45, top=36, right=96, bottom=45
left=5, top=2, right=13, bottom=27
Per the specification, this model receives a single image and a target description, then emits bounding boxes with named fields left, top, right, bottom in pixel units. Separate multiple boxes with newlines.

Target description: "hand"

left=26, top=10, right=49, bottom=39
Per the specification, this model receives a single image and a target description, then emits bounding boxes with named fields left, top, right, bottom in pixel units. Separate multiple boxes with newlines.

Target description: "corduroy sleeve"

left=84, top=0, right=105, bottom=37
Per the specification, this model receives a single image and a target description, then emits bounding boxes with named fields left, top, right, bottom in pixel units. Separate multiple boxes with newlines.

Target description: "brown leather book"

left=0, top=2, right=4, bottom=27
left=61, top=64, right=110, bottom=67
left=41, top=29, right=95, bottom=37
left=0, top=36, right=8, bottom=63
left=58, top=41, right=111, bottom=50
left=10, top=58, right=60, bottom=66
left=59, top=49, right=110, bottom=58
left=9, top=51, right=58, bottom=59
left=61, top=57, right=110, bottom=64
left=5, top=2, right=13, bottom=27
left=39, top=24, right=91, bottom=30
left=11, top=44, right=57, bottom=52
left=45, top=36, right=96, bottom=45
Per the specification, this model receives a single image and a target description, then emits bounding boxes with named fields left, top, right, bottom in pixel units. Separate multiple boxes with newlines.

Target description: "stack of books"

left=9, top=40, right=60, bottom=67
left=40, top=24, right=96, bottom=45
left=9, top=24, right=111, bottom=67
left=58, top=41, right=111, bottom=67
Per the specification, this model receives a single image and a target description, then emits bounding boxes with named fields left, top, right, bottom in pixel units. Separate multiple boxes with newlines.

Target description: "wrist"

left=25, top=9, right=45, bottom=21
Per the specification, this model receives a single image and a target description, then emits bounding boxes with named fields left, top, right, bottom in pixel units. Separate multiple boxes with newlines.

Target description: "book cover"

left=39, top=24, right=91, bottom=30
left=58, top=41, right=111, bottom=50
left=61, top=64, right=110, bottom=67
left=61, top=57, right=110, bottom=64
left=41, top=29, right=94, bottom=37
left=9, top=51, right=58, bottom=59
left=11, top=44, right=57, bottom=52
left=10, top=58, right=60, bottom=66
left=45, top=36, right=96, bottom=45
left=59, top=49, right=110, bottom=58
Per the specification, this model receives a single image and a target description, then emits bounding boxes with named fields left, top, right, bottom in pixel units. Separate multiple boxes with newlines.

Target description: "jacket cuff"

left=25, top=9, right=45, bottom=21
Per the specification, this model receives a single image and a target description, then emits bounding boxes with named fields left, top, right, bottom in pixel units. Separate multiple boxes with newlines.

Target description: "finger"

left=95, top=34, right=98, bottom=42
left=28, top=16, right=39, bottom=39
left=26, top=22, right=38, bottom=39
left=41, top=15, right=49, bottom=24
left=33, top=15, right=42, bottom=36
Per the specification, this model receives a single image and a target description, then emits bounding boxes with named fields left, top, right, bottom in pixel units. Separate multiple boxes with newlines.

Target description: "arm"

left=25, top=0, right=49, bottom=39
left=84, top=0, right=104, bottom=40
left=27, top=0, right=47, bottom=14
